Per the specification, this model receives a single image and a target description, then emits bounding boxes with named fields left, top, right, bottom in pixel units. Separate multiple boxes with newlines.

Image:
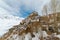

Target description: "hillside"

left=0, top=11, right=60, bottom=40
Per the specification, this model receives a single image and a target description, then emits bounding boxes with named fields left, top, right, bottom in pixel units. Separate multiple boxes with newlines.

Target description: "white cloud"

left=0, top=0, right=21, bottom=16
left=2, top=0, right=50, bottom=16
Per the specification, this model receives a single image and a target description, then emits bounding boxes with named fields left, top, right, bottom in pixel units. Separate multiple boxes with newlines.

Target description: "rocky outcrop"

left=0, top=11, right=60, bottom=40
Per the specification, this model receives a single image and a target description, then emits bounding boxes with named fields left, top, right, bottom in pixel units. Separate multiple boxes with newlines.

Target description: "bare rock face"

left=1, top=11, right=60, bottom=40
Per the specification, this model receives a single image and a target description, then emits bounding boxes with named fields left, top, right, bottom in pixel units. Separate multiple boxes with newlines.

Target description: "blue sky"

left=1, top=0, right=50, bottom=18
